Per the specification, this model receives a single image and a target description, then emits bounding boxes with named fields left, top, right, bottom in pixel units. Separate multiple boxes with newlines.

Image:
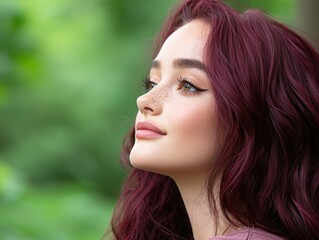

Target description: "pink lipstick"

left=135, top=121, right=166, bottom=139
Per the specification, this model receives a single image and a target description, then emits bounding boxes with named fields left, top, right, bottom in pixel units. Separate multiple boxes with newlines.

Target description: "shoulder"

left=210, top=228, right=285, bottom=240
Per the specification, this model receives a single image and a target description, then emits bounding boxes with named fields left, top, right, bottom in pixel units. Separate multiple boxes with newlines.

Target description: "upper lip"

left=136, top=121, right=167, bottom=135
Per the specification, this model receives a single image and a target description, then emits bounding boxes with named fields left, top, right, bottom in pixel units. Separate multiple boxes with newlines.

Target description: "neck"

left=173, top=173, right=233, bottom=240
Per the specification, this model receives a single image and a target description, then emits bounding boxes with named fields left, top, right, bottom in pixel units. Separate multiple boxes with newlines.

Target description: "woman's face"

left=130, top=20, right=219, bottom=177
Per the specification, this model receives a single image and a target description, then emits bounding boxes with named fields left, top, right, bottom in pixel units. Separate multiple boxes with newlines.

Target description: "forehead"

left=155, top=19, right=211, bottom=61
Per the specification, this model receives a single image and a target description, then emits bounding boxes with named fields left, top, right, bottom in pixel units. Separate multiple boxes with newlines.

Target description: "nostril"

left=144, top=106, right=153, bottom=112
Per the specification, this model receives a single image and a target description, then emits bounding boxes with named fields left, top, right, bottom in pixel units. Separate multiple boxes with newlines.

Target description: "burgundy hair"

left=110, top=0, right=319, bottom=239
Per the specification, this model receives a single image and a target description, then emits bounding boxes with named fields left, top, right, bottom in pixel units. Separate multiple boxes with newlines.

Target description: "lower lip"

left=135, top=130, right=165, bottom=139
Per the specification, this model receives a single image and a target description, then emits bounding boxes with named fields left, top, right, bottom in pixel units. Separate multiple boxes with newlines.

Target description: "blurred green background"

left=0, top=0, right=296, bottom=239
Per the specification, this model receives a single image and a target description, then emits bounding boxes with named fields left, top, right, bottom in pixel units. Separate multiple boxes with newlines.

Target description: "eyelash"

left=142, top=76, right=206, bottom=94
left=142, top=76, right=156, bottom=92
left=177, top=76, right=206, bottom=94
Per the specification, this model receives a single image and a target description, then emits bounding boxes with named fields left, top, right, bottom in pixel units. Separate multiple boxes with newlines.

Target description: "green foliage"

left=0, top=161, right=114, bottom=239
left=0, top=0, right=176, bottom=195
left=0, top=0, right=40, bottom=101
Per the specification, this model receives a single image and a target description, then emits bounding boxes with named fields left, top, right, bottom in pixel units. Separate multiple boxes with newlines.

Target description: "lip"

left=135, top=121, right=167, bottom=139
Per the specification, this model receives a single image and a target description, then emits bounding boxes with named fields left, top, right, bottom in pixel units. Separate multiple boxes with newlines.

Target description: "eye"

left=177, top=77, right=207, bottom=94
left=143, top=76, right=157, bottom=92
left=180, top=81, right=197, bottom=92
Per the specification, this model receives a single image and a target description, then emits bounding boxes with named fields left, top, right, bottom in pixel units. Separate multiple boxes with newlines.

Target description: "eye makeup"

left=142, top=75, right=208, bottom=94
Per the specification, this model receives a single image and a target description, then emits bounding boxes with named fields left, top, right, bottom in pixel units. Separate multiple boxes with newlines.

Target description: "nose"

left=137, top=88, right=163, bottom=116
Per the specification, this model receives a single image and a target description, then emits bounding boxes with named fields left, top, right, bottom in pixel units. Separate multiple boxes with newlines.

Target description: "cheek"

left=171, top=104, right=218, bottom=156
left=174, top=106, right=212, bottom=137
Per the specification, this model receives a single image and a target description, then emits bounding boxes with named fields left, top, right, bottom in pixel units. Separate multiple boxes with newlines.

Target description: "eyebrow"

left=151, top=58, right=206, bottom=72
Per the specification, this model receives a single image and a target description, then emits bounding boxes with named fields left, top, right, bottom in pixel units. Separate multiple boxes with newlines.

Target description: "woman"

left=110, top=0, right=319, bottom=239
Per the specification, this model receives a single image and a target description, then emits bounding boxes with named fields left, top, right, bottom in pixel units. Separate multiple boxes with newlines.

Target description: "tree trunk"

left=296, top=0, right=319, bottom=50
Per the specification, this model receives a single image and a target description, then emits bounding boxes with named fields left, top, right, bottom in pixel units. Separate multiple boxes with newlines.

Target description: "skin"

left=130, top=20, right=235, bottom=239
left=130, top=19, right=218, bottom=176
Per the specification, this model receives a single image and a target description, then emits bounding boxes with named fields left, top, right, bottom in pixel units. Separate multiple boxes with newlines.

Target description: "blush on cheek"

left=173, top=106, right=212, bottom=136
left=170, top=105, right=218, bottom=161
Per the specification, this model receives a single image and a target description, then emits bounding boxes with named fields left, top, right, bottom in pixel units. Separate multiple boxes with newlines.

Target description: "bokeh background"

left=0, top=0, right=317, bottom=239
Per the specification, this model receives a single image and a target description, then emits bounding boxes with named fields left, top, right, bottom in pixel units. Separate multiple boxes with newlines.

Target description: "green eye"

left=177, top=77, right=207, bottom=94
left=181, top=82, right=197, bottom=92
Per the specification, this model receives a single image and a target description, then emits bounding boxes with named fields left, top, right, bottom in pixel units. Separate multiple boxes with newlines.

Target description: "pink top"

left=209, top=228, right=284, bottom=240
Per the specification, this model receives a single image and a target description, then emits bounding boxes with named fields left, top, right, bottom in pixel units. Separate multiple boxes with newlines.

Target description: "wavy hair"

left=110, top=0, right=319, bottom=239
